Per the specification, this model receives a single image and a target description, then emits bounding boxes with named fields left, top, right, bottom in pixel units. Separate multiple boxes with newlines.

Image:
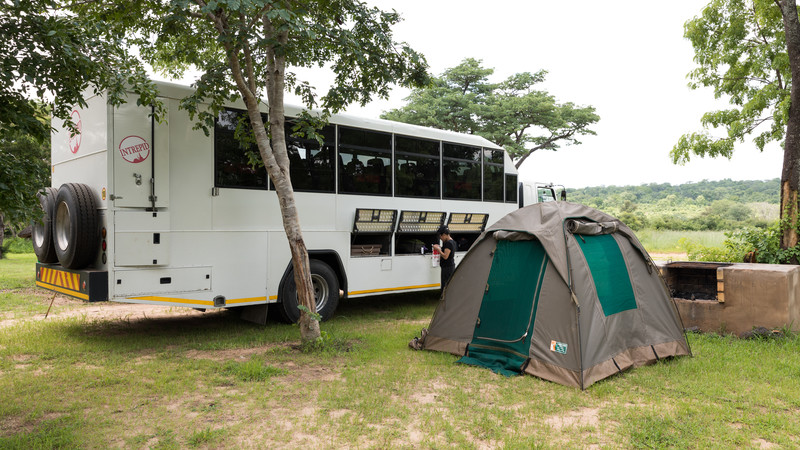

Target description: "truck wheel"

left=277, top=260, right=340, bottom=323
left=32, top=187, right=58, bottom=263
left=54, top=183, right=100, bottom=270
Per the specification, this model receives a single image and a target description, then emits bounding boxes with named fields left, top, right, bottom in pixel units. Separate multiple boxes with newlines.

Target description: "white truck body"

left=37, top=81, right=535, bottom=320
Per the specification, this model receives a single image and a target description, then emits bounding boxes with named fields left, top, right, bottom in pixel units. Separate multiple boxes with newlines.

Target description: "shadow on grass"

left=52, top=290, right=441, bottom=349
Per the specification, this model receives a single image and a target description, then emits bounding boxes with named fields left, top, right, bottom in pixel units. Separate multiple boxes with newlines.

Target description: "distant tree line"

left=568, top=179, right=780, bottom=231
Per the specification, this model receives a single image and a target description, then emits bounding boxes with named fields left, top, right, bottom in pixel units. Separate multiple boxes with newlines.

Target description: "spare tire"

left=32, top=187, right=58, bottom=263
left=54, top=183, right=100, bottom=269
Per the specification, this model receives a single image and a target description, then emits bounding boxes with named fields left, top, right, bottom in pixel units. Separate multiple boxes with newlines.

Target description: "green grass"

left=1, top=254, right=799, bottom=447
left=637, top=229, right=727, bottom=254
left=0, top=253, right=38, bottom=290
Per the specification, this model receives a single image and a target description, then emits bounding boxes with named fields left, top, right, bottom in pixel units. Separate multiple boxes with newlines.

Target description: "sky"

left=295, top=0, right=786, bottom=189
left=161, top=1, right=785, bottom=189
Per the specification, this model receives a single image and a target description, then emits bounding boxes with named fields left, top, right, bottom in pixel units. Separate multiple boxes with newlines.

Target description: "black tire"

left=53, top=183, right=100, bottom=269
left=32, top=187, right=58, bottom=263
left=277, top=260, right=340, bottom=323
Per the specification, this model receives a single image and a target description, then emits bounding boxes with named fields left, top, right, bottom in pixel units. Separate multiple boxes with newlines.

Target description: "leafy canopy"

left=0, top=0, right=160, bottom=141
left=0, top=109, right=50, bottom=230
left=381, top=58, right=599, bottom=168
left=81, top=0, right=430, bottom=134
left=672, top=0, right=788, bottom=164
left=1, top=0, right=161, bottom=233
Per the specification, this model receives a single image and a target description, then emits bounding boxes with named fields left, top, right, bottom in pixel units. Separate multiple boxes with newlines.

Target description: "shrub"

left=3, top=237, right=34, bottom=254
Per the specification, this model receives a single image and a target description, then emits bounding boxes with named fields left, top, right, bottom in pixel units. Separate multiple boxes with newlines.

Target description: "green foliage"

left=381, top=58, right=599, bottom=168
left=678, top=223, right=800, bottom=263
left=569, top=179, right=780, bottom=231
left=298, top=330, right=353, bottom=354
left=680, top=237, right=737, bottom=261
left=1, top=238, right=34, bottom=257
left=123, top=0, right=430, bottom=135
left=673, top=0, right=788, bottom=164
left=0, top=0, right=160, bottom=142
left=0, top=119, right=50, bottom=232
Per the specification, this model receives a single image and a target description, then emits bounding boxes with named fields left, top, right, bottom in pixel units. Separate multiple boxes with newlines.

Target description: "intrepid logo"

left=68, top=110, right=82, bottom=154
left=118, top=135, right=151, bottom=164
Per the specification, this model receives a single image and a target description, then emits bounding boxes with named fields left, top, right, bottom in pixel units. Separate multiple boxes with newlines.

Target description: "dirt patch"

left=545, top=407, right=601, bottom=430
left=649, top=252, right=687, bottom=262
left=0, top=412, right=66, bottom=437
left=0, top=295, right=223, bottom=329
left=185, top=347, right=277, bottom=362
left=752, top=438, right=778, bottom=448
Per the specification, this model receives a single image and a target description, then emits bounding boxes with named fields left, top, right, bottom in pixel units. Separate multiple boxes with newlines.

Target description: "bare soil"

left=0, top=293, right=220, bottom=329
left=649, top=252, right=688, bottom=262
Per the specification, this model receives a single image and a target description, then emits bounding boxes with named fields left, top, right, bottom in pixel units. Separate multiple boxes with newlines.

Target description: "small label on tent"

left=550, top=340, right=568, bottom=355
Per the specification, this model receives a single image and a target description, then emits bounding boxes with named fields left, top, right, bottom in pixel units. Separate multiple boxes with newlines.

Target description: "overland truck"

left=32, top=81, right=548, bottom=323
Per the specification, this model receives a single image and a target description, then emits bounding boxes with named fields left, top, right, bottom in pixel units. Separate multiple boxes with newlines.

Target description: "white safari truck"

left=33, top=81, right=550, bottom=323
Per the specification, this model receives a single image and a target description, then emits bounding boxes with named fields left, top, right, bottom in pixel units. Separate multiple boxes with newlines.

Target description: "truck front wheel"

left=277, top=260, right=340, bottom=324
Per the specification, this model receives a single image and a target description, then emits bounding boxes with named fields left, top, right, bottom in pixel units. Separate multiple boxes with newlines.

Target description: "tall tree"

left=80, top=0, right=428, bottom=341
left=0, top=111, right=50, bottom=256
left=0, top=0, right=158, bottom=140
left=673, top=0, right=800, bottom=254
left=1, top=1, right=156, bottom=257
left=382, top=58, right=599, bottom=168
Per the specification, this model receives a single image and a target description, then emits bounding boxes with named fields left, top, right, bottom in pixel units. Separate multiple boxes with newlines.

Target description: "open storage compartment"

left=447, top=212, right=488, bottom=252
left=395, top=210, right=446, bottom=255
left=351, top=208, right=396, bottom=257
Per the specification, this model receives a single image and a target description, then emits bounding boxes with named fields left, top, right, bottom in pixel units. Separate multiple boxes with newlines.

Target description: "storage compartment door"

left=112, top=99, right=169, bottom=208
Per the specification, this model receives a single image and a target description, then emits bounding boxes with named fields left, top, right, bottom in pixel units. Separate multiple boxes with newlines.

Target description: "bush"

left=1, top=237, right=34, bottom=256
left=680, top=223, right=800, bottom=264
left=679, top=238, right=734, bottom=262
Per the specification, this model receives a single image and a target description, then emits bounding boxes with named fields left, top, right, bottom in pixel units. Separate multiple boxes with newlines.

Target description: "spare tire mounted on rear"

left=53, top=183, right=100, bottom=270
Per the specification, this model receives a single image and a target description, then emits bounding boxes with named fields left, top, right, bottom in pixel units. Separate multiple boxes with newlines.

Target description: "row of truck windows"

left=214, top=108, right=518, bottom=203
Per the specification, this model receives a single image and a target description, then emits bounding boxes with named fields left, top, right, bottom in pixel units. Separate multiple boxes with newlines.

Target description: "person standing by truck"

left=433, top=225, right=457, bottom=289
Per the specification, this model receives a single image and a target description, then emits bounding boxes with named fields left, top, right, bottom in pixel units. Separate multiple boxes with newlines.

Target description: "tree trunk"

left=200, top=5, right=321, bottom=342
left=779, top=0, right=800, bottom=259
left=0, top=213, right=4, bottom=259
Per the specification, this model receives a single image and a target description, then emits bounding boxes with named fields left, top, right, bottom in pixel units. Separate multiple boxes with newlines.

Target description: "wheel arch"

left=277, top=249, right=348, bottom=302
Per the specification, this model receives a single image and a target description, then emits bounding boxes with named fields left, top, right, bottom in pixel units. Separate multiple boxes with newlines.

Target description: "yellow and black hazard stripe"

left=35, top=263, right=107, bottom=302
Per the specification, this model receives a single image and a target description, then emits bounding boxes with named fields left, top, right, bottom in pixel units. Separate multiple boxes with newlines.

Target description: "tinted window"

left=338, top=126, right=392, bottom=196
left=443, top=143, right=481, bottom=200
left=284, top=121, right=335, bottom=193
left=505, top=174, right=518, bottom=203
left=214, top=108, right=268, bottom=189
left=483, top=149, right=504, bottom=202
left=395, top=135, right=440, bottom=198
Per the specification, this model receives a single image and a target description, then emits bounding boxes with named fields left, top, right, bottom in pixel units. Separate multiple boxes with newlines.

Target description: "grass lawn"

left=1, top=254, right=799, bottom=448
left=636, top=229, right=727, bottom=255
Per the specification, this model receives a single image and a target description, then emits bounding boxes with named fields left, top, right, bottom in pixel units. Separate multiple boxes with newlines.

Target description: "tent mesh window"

left=575, top=234, right=637, bottom=316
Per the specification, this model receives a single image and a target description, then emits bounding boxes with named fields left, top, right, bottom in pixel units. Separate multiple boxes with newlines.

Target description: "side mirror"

left=560, top=190, right=567, bottom=201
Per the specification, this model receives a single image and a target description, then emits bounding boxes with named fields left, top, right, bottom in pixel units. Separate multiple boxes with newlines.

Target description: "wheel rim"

left=55, top=201, right=71, bottom=252
left=33, top=222, right=44, bottom=248
left=311, top=273, right=329, bottom=312
left=296, top=274, right=329, bottom=313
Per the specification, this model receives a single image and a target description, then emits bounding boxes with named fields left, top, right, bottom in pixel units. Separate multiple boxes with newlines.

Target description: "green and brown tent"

left=419, top=202, right=690, bottom=389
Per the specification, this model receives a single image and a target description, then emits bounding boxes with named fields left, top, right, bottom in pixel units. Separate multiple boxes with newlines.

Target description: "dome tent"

left=419, top=202, right=691, bottom=389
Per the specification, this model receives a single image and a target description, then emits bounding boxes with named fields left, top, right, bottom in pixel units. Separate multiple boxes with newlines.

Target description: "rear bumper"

left=35, top=263, right=108, bottom=302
